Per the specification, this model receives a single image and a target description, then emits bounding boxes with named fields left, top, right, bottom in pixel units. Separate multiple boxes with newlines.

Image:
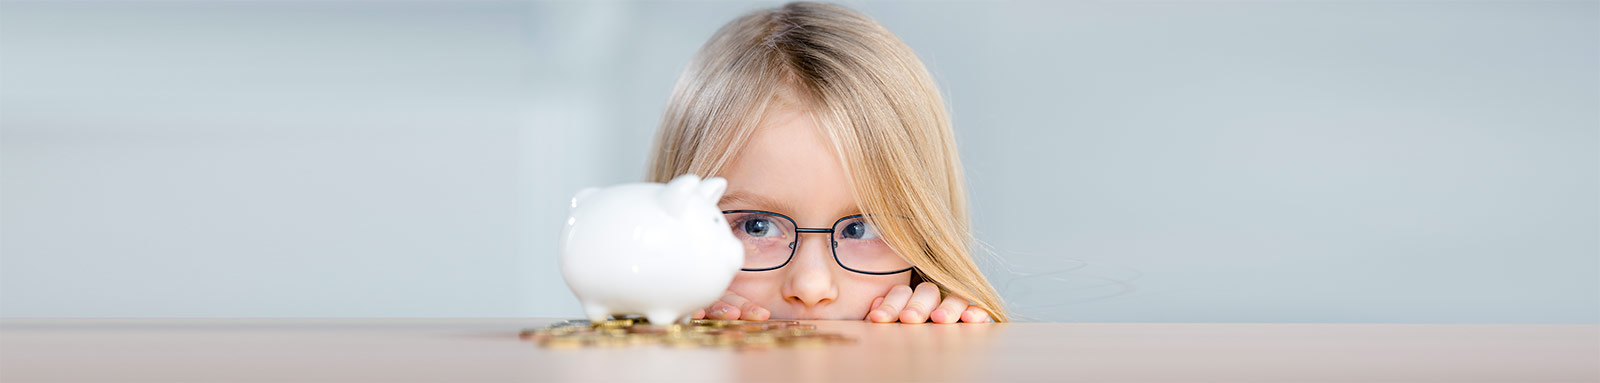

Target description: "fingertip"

left=868, top=310, right=891, bottom=323
left=710, top=303, right=735, bottom=320
left=961, top=308, right=992, bottom=323
left=745, top=306, right=769, bottom=321
left=899, top=308, right=925, bottom=324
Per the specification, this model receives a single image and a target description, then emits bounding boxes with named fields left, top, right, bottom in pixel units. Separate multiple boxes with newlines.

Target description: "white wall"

left=2, top=1, right=1594, bottom=323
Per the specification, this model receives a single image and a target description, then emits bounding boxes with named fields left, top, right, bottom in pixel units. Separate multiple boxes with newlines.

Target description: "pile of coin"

left=519, top=316, right=855, bottom=350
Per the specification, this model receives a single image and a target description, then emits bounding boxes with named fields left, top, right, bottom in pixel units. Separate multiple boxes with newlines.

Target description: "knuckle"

left=878, top=299, right=904, bottom=312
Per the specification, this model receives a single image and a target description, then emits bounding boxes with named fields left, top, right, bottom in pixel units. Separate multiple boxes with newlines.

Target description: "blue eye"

left=839, top=220, right=878, bottom=240
left=741, top=218, right=779, bottom=238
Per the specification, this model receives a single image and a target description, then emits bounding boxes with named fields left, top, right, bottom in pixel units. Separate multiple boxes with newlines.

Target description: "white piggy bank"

left=558, top=174, right=744, bottom=325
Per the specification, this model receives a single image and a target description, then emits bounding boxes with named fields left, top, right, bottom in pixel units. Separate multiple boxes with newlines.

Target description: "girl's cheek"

left=727, top=273, right=783, bottom=307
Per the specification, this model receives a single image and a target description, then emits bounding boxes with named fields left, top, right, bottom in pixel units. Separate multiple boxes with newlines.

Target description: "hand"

left=866, top=282, right=992, bottom=324
left=691, top=290, right=771, bottom=321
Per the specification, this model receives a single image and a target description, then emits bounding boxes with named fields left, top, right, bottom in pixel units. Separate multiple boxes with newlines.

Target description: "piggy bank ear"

left=698, top=177, right=728, bottom=205
left=662, top=174, right=700, bottom=199
left=657, top=174, right=701, bottom=214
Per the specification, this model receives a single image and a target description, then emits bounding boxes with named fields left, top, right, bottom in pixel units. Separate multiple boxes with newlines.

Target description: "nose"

left=783, top=233, right=838, bottom=308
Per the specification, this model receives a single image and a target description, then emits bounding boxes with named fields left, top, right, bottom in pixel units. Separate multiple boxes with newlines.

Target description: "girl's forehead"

left=716, top=102, right=859, bottom=220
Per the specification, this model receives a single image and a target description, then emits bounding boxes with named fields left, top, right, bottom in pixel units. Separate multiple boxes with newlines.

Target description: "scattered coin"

left=518, top=317, right=854, bottom=350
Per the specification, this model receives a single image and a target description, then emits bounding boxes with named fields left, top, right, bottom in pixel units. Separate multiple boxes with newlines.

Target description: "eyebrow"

left=718, top=191, right=861, bottom=218
left=718, top=191, right=798, bottom=214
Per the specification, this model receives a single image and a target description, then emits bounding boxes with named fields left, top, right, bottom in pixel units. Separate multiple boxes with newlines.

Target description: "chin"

left=773, top=311, right=863, bottom=321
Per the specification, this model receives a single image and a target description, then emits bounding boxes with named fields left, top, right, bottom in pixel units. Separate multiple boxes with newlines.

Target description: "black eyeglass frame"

left=721, top=209, right=916, bottom=275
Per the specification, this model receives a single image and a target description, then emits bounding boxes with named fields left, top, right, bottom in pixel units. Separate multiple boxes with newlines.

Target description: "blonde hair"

left=646, top=1, right=1008, bottom=322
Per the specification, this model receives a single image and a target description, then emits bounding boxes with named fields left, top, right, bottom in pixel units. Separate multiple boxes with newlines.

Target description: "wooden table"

left=2, top=318, right=1595, bottom=382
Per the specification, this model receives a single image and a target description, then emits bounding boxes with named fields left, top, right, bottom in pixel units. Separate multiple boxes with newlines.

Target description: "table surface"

left=2, top=318, right=1596, bottom=382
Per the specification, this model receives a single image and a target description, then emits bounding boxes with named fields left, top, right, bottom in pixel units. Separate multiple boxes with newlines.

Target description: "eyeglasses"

left=721, top=210, right=915, bottom=275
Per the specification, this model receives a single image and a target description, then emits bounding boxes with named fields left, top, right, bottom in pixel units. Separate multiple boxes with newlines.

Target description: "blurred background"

left=1, top=0, right=1594, bottom=323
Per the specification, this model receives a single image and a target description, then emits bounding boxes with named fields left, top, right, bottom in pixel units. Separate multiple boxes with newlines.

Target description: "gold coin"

left=522, top=318, right=852, bottom=350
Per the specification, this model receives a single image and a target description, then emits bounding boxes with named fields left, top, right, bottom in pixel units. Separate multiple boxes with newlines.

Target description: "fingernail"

left=931, top=309, right=947, bottom=323
left=755, top=307, right=769, bottom=317
left=869, top=310, right=888, bottom=322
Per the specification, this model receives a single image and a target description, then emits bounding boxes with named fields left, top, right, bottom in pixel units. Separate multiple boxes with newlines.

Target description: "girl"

left=647, top=2, right=1008, bottom=323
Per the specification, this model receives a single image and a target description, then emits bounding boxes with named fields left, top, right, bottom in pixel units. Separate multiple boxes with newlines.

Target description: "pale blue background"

left=2, top=0, right=1595, bottom=323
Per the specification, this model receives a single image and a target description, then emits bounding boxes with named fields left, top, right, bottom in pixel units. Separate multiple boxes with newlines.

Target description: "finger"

left=929, top=296, right=969, bottom=324
left=706, top=293, right=741, bottom=320
left=718, top=291, right=768, bottom=321
left=739, top=303, right=770, bottom=321
left=898, top=282, right=942, bottom=324
left=961, top=306, right=992, bottom=323
left=862, top=296, right=885, bottom=321
left=711, top=291, right=762, bottom=320
left=708, top=299, right=739, bottom=320
left=692, top=308, right=706, bottom=319
left=868, top=285, right=914, bottom=323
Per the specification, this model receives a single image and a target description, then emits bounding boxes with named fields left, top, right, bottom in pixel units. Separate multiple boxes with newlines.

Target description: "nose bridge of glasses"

left=790, top=228, right=834, bottom=251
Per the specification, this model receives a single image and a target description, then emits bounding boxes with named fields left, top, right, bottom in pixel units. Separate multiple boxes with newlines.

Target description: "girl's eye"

left=741, top=218, right=779, bottom=238
left=839, top=220, right=878, bottom=240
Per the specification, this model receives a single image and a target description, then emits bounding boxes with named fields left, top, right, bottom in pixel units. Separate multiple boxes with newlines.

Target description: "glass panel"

left=723, top=211, right=796, bottom=270
left=832, top=215, right=912, bottom=273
